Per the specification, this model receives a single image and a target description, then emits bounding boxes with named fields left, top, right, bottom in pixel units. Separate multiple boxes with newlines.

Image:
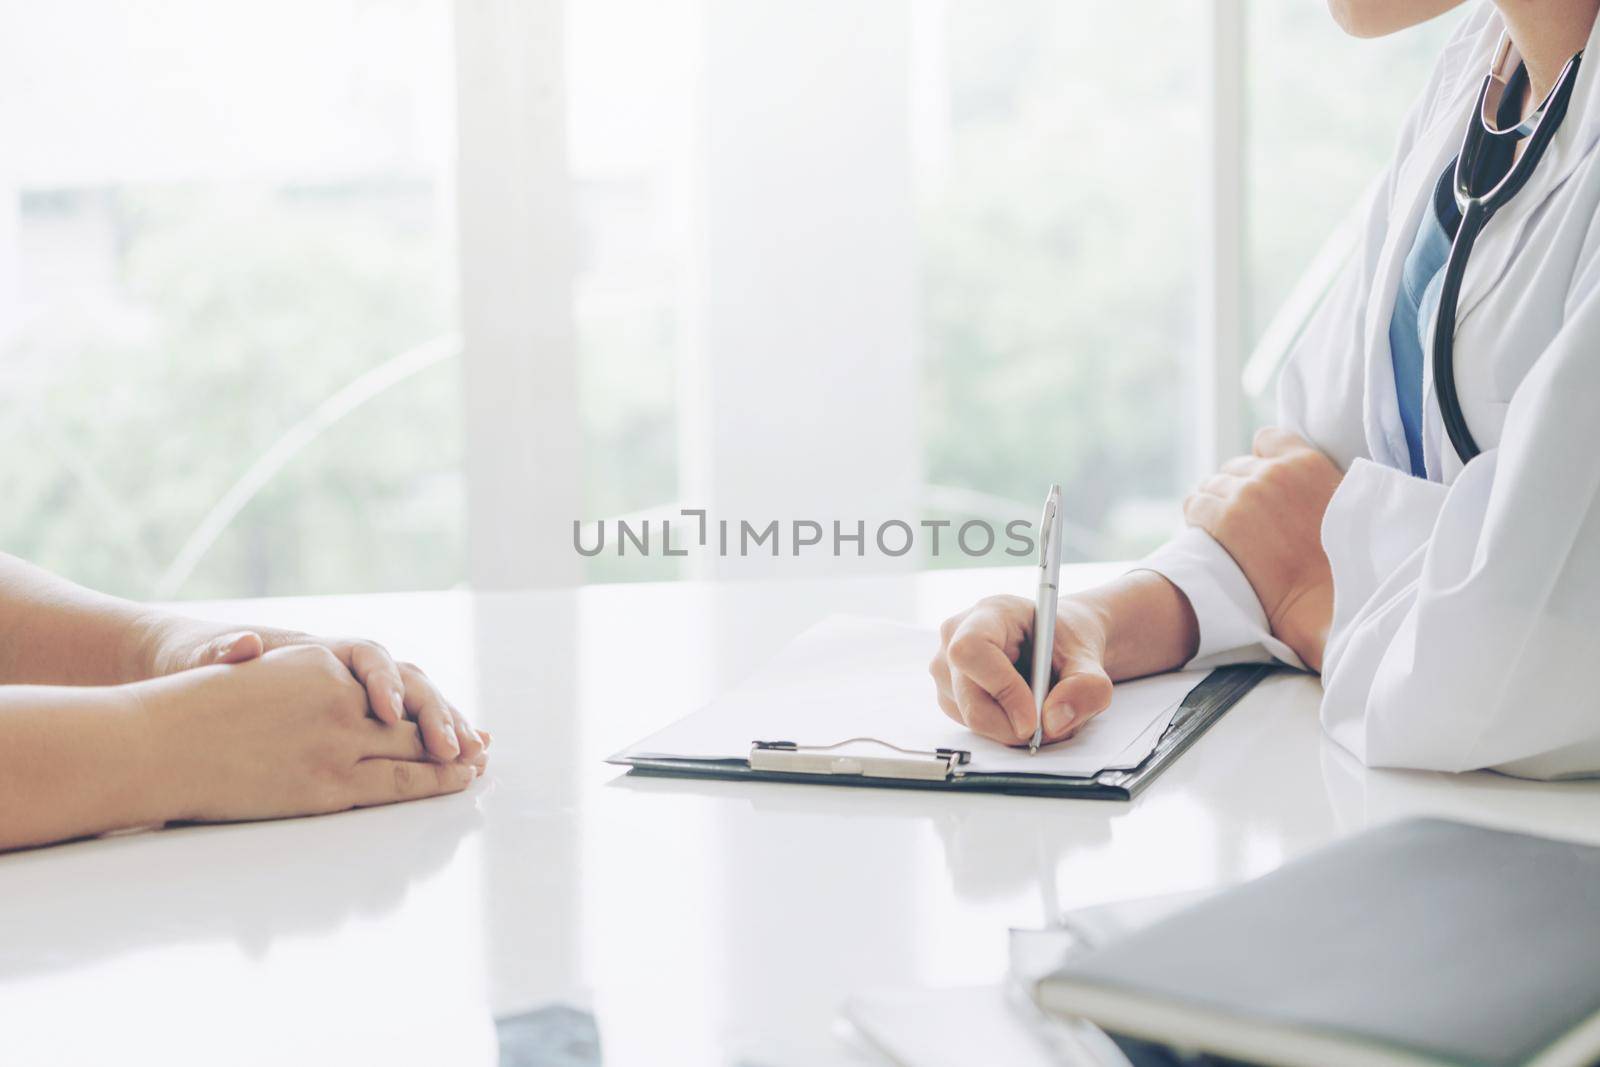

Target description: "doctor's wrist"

left=1269, top=582, right=1333, bottom=674
left=1081, top=571, right=1200, bottom=681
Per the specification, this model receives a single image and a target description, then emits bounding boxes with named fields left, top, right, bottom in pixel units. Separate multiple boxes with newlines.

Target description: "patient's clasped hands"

left=128, top=642, right=486, bottom=826
left=145, top=618, right=488, bottom=769
left=0, top=552, right=488, bottom=852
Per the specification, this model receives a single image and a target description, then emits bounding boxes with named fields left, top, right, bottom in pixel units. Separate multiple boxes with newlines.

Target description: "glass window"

left=0, top=0, right=461, bottom=600
left=3, top=1, right=1476, bottom=595
left=566, top=0, right=697, bottom=583
left=1245, top=3, right=1462, bottom=419
left=915, top=0, right=1204, bottom=566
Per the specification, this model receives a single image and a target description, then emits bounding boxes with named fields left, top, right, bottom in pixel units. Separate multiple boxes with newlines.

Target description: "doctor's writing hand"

left=140, top=619, right=488, bottom=768
left=929, top=595, right=1115, bottom=746
left=931, top=575, right=1201, bottom=747
left=1183, top=427, right=1343, bottom=672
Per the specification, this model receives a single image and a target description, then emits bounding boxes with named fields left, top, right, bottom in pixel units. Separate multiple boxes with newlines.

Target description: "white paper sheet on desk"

left=615, top=615, right=1207, bottom=778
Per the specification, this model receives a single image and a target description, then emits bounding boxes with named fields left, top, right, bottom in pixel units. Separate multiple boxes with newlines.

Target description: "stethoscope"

left=1433, top=35, right=1583, bottom=464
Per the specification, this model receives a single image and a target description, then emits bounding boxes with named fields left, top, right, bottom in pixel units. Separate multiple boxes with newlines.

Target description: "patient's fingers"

left=359, top=719, right=429, bottom=761
left=448, top=704, right=485, bottom=763
left=400, top=663, right=460, bottom=761
left=347, top=759, right=476, bottom=808
left=346, top=640, right=407, bottom=726
left=194, top=630, right=265, bottom=668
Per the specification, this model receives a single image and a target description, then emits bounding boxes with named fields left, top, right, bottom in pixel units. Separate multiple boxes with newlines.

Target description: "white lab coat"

left=1142, top=3, right=1600, bottom=779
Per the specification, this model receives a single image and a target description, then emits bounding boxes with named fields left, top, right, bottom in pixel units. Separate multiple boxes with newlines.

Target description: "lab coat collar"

left=1451, top=11, right=1600, bottom=330
left=1361, top=8, right=1600, bottom=481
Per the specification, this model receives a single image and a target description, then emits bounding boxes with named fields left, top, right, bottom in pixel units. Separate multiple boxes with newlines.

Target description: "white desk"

left=2, top=564, right=1597, bottom=1066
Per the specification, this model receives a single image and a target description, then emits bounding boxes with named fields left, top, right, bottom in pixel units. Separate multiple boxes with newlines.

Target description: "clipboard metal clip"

left=749, top=738, right=972, bottom=782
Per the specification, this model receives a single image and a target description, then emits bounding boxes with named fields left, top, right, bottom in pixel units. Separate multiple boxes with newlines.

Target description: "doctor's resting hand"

left=932, top=426, right=1342, bottom=748
left=0, top=551, right=488, bottom=853
left=1183, top=427, right=1344, bottom=672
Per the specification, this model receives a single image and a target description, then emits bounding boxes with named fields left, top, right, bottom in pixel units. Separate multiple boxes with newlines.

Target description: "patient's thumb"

left=204, top=630, right=265, bottom=665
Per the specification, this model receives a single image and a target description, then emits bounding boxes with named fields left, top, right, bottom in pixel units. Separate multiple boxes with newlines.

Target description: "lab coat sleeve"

left=1133, top=530, right=1305, bottom=670
left=1319, top=278, right=1600, bottom=779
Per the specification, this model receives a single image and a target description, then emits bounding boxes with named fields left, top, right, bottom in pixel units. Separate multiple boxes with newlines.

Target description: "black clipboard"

left=611, top=664, right=1274, bottom=801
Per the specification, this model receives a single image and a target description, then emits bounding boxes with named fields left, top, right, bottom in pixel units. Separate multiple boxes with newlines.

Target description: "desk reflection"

left=0, top=797, right=481, bottom=983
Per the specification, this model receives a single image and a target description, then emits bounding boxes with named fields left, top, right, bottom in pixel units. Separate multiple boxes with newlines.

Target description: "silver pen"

left=1029, top=485, right=1065, bottom=754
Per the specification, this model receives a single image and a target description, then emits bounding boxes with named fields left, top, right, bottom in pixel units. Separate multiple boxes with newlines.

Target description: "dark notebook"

left=1036, top=818, right=1600, bottom=1067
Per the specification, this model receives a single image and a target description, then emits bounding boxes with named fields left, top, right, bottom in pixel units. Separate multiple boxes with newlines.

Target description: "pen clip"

left=1037, top=488, right=1060, bottom=569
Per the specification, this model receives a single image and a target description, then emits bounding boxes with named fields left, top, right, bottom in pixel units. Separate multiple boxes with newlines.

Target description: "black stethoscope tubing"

left=1432, top=47, right=1583, bottom=464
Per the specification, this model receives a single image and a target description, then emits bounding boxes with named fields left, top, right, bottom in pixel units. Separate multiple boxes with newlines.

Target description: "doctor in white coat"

left=930, top=0, right=1600, bottom=779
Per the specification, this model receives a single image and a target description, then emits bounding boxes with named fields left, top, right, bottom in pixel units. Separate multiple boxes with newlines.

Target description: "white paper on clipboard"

left=611, top=616, right=1206, bottom=779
